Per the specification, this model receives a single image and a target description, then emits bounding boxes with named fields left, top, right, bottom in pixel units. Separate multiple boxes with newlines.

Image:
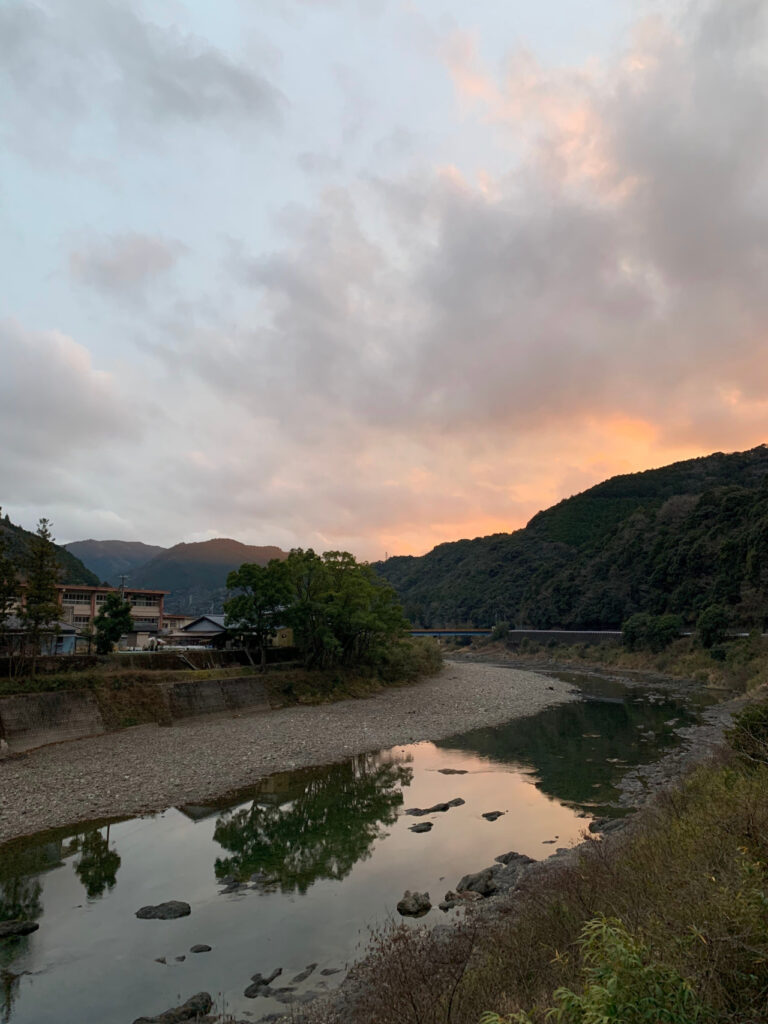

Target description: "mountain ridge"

left=375, top=444, right=768, bottom=630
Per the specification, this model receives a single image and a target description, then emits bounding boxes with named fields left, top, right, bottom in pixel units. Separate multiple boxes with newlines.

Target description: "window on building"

left=130, top=596, right=159, bottom=607
left=62, top=591, right=90, bottom=604
left=73, top=616, right=92, bottom=625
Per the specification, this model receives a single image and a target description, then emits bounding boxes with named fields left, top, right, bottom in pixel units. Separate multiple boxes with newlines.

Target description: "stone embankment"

left=0, top=661, right=576, bottom=843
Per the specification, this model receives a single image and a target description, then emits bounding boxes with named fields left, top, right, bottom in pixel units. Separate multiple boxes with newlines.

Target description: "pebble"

left=0, top=663, right=576, bottom=843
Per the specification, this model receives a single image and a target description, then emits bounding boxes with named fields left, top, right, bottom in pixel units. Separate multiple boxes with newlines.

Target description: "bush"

left=481, top=917, right=707, bottom=1024
left=373, top=638, right=442, bottom=684
left=491, top=622, right=510, bottom=641
left=622, top=613, right=682, bottom=653
left=726, top=700, right=768, bottom=764
left=696, top=605, right=728, bottom=649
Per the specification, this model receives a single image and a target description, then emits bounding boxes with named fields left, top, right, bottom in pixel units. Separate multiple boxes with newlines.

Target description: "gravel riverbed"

left=0, top=661, right=576, bottom=844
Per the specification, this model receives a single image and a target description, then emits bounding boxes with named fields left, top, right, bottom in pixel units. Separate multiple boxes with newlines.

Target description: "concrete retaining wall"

left=0, top=676, right=271, bottom=754
left=164, top=677, right=270, bottom=718
left=0, top=690, right=105, bottom=753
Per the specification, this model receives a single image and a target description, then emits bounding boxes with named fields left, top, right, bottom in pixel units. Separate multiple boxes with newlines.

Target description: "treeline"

left=225, top=548, right=440, bottom=678
left=377, top=445, right=768, bottom=630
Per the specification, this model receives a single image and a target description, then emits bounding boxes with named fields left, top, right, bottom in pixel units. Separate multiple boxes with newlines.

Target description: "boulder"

left=439, top=889, right=483, bottom=911
left=409, top=822, right=433, bottom=834
left=396, top=890, right=431, bottom=916
left=320, top=967, right=342, bottom=976
left=132, top=991, right=212, bottom=1024
left=135, top=901, right=191, bottom=920
left=0, top=920, right=39, bottom=940
left=437, top=768, right=468, bottom=775
left=189, top=944, right=211, bottom=953
left=482, top=811, right=504, bottom=821
left=456, top=868, right=497, bottom=897
left=245, top=966, right=282, bottom=996
left=404, top=798, right=465, bottom=817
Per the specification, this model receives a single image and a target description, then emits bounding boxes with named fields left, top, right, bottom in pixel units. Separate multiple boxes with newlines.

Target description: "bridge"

left=409, top=628, right=623, bottom=643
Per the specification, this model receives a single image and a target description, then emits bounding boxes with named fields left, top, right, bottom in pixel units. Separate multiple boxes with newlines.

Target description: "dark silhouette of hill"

left=0, top=515, right=99, bottom=586
left=65, top=540, right=166, bottom=586
left=376, top=445, right=768, bottom=630
left=128, top=539, right=287, bottom=613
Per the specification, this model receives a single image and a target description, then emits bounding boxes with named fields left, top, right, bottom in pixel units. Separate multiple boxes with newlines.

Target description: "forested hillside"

left=376, top=446, right=768, bottom=630
left=0, top=515, right=99, bottom=586
left=128, top=538, right=287, bottom=613
left=65, top=539, right=166, bottom=585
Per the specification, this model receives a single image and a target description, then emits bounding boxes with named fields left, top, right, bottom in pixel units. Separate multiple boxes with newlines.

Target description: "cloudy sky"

left=2, top=0, right=767, bottom=559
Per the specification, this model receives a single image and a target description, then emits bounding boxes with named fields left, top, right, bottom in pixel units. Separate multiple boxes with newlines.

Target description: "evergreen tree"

left=22, top=518, right=61, bottom=660
left=94, top=592, right=134, bottom=654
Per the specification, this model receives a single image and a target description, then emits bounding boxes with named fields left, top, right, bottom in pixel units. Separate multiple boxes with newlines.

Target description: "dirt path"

left=0, top=661, right=575, bottom=844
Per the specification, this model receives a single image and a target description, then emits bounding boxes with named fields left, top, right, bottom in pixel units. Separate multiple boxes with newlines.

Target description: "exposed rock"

left=0, top=920, right=39, bottom=940
left=132, top=991, right=212, bottom=1024
left=245, top=966, right=283, bottom=996
left=292, top=963, right=318, bottom=983
left=437, top=768, right=468, bottom=775
left=409, top=822, right=433, bottom=833
left=439, top=889, right=483, bottom=911
left=135, top=901, right=191, bottom=920
left=404, top=798, right=465, bottom=817
left=174, top=955, right=185, bottom=962
left=396, top=890, right=432, bottom=916
left=320, top=967, right=342, bottom=976
left=190, top=944, right=211, bottom=953
left=456, top=868, right=497, bottom=897
left=272, top=987, right=297, bottom=1003
left=482, top=811, right=504, bottom=821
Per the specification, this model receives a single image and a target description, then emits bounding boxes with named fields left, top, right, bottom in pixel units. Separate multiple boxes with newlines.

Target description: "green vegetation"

left=377, top=445, right=768, bottom=630
left=621, top=612, right=682, bottom=652
left=93, top=592, right=134, bottom=654
left=0, top=511, right=98, bottom=586
left=226, top=548, right=416, bottom=673
left=20, top=519, right=64, bottom=666
left=307, top=701, right=768, bottom=1024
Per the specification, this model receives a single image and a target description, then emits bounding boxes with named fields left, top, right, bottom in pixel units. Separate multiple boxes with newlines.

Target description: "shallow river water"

left=0, top=674, right=715, bottom=1023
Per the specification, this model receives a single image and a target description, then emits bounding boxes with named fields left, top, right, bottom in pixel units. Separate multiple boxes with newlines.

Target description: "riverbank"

left=0, top=661, right=576, bottom=844
left=300, top=690, right=768, bottom=1024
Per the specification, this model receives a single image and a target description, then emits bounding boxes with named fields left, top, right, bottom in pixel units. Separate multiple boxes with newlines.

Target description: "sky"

left=2, top=0, right=768, bottom=560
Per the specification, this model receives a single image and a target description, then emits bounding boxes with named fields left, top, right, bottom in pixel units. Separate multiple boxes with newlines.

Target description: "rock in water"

left=456, top=868, right=497, bottom=897
left=132, top=991, right=212, bottom=1023
left=291, top=963, right=318, bottom=983
left=397, top=890, right=431, bottom=916
left=189, top=944, right=211, bottom=953
left=409, top=822, right=433, bottom=833
left=0, top=920, right=39, bottom=940
left=437, top=768, right=468, bottom=775
left=135, top=901, right=191, bottom=920
left=404, top=798, right=465, bottom=817
left=482, top=811, right=504, bottom=821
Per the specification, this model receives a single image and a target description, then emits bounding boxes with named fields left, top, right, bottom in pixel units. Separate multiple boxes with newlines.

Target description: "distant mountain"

left=65, top=539, right=166, bottom=585
left=1, top=516, right=99, bottom=586
left=128, top=539, right=288, bottom=613
left=376, top=445, right=768, bottom=631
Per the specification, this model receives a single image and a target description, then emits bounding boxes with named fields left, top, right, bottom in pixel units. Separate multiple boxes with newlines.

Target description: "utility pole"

left=118, top=574, right=128, bottom=598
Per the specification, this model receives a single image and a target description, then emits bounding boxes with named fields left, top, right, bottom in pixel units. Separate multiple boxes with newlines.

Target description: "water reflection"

left=69, top=829, right=121, bottom=900
left=213, top=754, right=413, bottom=893
left=436, top=683, right=698, bottom=814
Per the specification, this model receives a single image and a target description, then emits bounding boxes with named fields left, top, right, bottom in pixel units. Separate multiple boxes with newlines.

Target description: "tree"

left=696, top=604, right=728, bottom=649
left=0, top=509, right=20, bottom=655
left=94, top=592, right=134, bottom=654
left=282, top=549, right=407, bottom=669
left=21, top=518, right=62, bottom=663
left=224, top=560, right=292, bottom=670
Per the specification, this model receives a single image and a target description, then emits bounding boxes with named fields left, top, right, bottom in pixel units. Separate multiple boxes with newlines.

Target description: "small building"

left=1, top=615, right=78, bottom=654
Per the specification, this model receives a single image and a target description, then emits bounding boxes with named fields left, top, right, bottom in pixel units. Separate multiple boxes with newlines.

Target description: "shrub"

left=481, top=917, right=707, bottom=1024
left=622, top=613, right=682, bottom=653
left=696, top=605, right=728, bottom=649
left=726, top=700, right=768, bottom=764
left=491, top=622, right=510, bottom=641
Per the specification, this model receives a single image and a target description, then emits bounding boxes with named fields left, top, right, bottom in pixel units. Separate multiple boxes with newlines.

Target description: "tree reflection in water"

left=213, top=754, right=412, bottom=894
left=0, top=861, right=44, bottom=1024
left=70, top=829, right=121, bottom=901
